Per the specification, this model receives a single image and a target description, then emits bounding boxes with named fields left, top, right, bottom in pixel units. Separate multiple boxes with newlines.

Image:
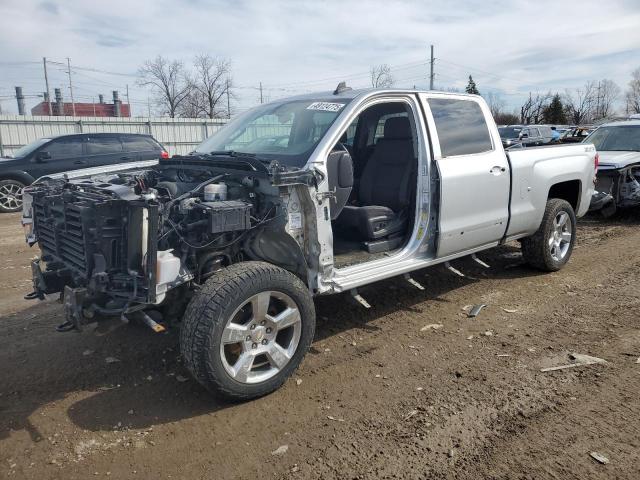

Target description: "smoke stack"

left=15, top=86, right=25, bottom=115
left=98, top=94, right=104, bottom=104
left=54, top=88, right=63, bottom=116
left=112, top=90, right=121, bottom=117
left=43, top=92, right=51, bottom=115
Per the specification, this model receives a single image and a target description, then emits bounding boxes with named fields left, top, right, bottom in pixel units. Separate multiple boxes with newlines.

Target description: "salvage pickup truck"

left=22, top=85, right=597, bottom=400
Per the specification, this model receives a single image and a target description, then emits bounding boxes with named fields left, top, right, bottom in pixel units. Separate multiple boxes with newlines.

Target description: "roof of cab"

left=262, top=87, right=482, bottom=105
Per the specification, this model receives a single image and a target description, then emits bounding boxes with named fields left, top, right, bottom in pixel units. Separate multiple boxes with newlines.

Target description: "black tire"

left=521, top=198, right=577, bottom=272
left=179, top=261, right=316, bottom=401
left=0, top=179, right=25, bottom=213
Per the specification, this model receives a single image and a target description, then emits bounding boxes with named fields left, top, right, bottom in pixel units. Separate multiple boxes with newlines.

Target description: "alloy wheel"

left=219, top=290, right=302, bottom=384
left=548, top=211, right=572, bottom=262
left=0, top=182, right=23, bottom=211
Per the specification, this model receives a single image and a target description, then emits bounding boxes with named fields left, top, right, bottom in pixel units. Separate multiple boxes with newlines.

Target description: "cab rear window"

left=428, top=98, right=493, bottom=157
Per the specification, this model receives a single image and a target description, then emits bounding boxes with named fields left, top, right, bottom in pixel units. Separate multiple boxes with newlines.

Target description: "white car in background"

left=587, top=120, right=640, bottom=216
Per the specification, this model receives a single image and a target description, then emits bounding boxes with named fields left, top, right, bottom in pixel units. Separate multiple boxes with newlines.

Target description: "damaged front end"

left=22, top=155, right=318, bottom=331
left=590, top=163, right=640, bottom=216
left=24, top=175, right=178, bottom=330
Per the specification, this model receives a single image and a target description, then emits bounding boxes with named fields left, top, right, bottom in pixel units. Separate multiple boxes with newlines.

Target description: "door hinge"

left=315, top=188, right=336, bottom=203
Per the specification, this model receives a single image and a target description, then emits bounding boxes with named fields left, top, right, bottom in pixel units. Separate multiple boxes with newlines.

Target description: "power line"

left=265, top=59, right=428, bottom=89
left=0, top=61, right=41, bottom=66
left=436, top=58, right=531, bottom=86
left=45, top=59, right=137, bottom=78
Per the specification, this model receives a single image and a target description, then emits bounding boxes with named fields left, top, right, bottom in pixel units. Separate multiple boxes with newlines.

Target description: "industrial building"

left=28, top=89, right=130, bottom=117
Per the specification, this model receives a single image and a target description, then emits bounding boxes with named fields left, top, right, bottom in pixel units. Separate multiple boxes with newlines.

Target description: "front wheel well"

left=0, top=172, right=35, bottom=185
left=548, top=180, right=580, bottom=211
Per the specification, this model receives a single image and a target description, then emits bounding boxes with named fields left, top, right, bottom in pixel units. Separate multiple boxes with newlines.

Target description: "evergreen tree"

left=542, top=94, right=567, bottom=124
left=465, top=75, right=479, bottom=95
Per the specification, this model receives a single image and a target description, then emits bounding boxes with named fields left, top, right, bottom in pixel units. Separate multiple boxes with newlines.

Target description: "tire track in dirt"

left=0, top=216, right=639, bottom=479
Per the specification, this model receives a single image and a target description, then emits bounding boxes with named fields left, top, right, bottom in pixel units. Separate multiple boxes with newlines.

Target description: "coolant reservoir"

left=156, top=250, right=181, bottom=285
left=204, top=183, right=227, bottom=201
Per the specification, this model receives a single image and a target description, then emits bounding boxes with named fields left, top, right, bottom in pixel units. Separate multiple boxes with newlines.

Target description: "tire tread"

left=521, top=198, right=576, bottom=272
left=179, top=261, right=314, bottom=401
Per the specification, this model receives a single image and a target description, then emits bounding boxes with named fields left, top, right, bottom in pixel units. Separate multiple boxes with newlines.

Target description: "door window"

left=122, top=136, right=159, bottom=152
left=428, top=98, right=493, bottom=156
left=87, top=137, right=123, bottom=155
left=43, top=138, right=83, bottom=160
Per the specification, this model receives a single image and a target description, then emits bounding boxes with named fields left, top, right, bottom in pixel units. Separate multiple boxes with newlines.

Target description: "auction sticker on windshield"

left=306, top=102, right=345, bottom=112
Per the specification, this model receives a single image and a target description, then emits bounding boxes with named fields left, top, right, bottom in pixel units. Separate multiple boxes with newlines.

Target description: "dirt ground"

left=0, top=210, right=639, bottom=480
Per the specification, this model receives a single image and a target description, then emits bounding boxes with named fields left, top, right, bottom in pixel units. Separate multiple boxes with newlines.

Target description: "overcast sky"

left=1, top=0, right=640, bottom=116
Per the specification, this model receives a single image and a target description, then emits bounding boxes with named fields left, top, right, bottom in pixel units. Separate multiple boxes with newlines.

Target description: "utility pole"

left=66, top=57, right=76, bottom=116
left=126, top=84, right=130, bottom=108
left=259, top=82, right=264, bottom=104
left=596, top=81, right=602, bottom=119
left=429, top=44, right=435, bottom=90
left=147, top=97, right=151, bottom=118
left=226, top=78, right=231, bottom=118
left=43, top=57, right=52, bottom=115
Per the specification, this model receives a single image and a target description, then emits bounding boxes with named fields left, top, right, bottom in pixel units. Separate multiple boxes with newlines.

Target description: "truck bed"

left=506, top=143, right=596, bottom=239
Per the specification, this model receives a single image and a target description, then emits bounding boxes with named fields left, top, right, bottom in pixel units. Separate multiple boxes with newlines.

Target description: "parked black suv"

left=0, top=133, right=168, bottom=212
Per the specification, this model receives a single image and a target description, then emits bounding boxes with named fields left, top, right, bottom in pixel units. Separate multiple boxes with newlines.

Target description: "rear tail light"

left=160, top=150, right=169, bottom=159
left=594, top=152, right=599, bottom=170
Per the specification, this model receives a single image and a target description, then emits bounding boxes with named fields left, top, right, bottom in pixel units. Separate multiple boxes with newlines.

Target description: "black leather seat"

left=336, top=116, right=415, bottom=242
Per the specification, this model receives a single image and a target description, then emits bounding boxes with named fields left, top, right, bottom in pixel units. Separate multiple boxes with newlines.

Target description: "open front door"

left=419, top=93, right=510, bottom=258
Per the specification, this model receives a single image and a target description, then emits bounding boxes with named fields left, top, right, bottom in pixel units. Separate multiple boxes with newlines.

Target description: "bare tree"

left=179, top=89, right=208, bottom=118
left=625, top=68, right=640, bottom=114
left=138, top=56, right=191, bottom=118
left=494, top=111, right=520, bottom=125
left=370, top=64, right=394, bottom=88
left=563, top=82, right=597, bottom=124
left=592, top=79, right=621, bottom=120
left=484, top=91, right=506, bottom=119
left=187, top=54, right=233, bottom=119
left=520, top=92, right=551, bottom=124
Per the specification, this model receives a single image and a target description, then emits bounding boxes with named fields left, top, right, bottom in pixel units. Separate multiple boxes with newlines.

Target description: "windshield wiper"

left=208, top=150, right=256, bottom=158
left=203, top=150, right=274, bottom=164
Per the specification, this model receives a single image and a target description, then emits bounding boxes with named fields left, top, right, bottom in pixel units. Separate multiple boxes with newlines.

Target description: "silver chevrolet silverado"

left=21, top=85, right=597, bottom=400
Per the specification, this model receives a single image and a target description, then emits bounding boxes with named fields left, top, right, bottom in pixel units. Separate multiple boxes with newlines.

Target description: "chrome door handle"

left=490, top=166, right=506, bottom=175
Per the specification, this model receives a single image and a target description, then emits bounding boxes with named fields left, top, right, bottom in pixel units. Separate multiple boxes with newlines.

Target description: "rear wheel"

left=0, top=179, right=25, bottom=213
left=180, top=261, right=315, bottom=401
left=521, top=198, right=576, bottom=272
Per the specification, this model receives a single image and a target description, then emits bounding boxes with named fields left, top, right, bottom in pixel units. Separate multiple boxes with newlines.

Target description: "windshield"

left=498, top=127, right=522, bottom=139
left=584, top=125, right=640, bottom=151
left=11, top=138, right=51, bottom=158
left=194, top=98, right=349, bottom=167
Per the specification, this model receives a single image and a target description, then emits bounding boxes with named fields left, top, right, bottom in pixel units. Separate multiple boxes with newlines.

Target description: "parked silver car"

left=499, top=125, right=555, bottom=148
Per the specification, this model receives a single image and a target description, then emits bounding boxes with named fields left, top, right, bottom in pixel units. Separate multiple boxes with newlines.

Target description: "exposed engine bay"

left=23, top=155, right=318, bottom=329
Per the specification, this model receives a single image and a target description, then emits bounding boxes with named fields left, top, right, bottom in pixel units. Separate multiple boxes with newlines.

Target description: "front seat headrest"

left=384, top=116, right=411, bottom=140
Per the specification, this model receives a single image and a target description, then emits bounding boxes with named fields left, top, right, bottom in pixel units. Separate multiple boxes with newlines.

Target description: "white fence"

left=0, top=114, right=229, bottom=157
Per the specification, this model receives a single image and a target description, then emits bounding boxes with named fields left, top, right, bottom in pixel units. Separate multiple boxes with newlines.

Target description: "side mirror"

left=326, top=150, right=354, bottom=220
left=36, top=151, right=51, bottom=162
left=520, top=133, right=529, bottom=139
left=337, top=153, right=354, bottom=189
